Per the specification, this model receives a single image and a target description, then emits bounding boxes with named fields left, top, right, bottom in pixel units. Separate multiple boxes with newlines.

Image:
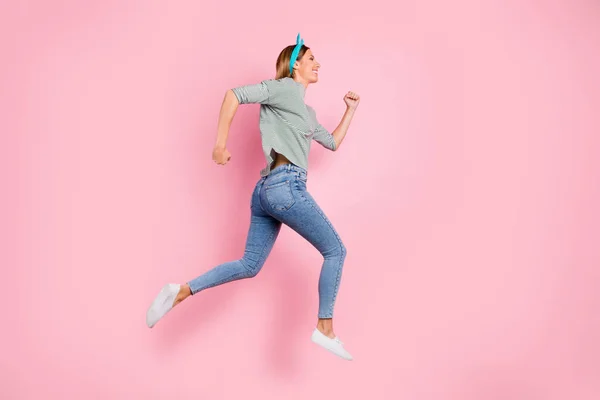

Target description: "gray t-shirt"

left=231, top=77, right=337, bottom=177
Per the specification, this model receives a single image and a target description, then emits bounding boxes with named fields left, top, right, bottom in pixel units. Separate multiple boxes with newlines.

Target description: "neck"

left=293, top=77, right=309, bottom=90
left=291, top=77, right=308, bottom=98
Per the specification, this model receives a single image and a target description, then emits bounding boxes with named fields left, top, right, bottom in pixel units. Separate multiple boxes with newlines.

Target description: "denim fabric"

left=187, top=163, right=346, bottom=319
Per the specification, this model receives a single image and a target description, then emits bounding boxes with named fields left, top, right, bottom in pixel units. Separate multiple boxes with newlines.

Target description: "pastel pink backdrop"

left=3, top=1, right=599, bottom=399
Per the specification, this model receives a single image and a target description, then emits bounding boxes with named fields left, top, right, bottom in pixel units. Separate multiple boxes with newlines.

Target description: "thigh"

left=263, top=178, right=344, bottom=255
left=244, top=178, right=282, bottom=265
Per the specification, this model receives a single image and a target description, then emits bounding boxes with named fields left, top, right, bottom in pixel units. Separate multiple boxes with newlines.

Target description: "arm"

left=212, top=90, right=239, bottom=165
left=330, top=106, right=356, bottom=151
left=311, top=108, right=337, bottom=151
left=330, top=91, right=360, bottom=151
left=213, top=80, right=284, bottom=165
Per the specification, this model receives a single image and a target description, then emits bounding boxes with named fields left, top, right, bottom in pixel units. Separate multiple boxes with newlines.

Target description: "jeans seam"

left=190, top=213, right=279, bottom=296
left=298, top=190, right=345, bottom=319
left=198, top=270, right=249, bottom=292
left=257, top=178, right=267, bottom=214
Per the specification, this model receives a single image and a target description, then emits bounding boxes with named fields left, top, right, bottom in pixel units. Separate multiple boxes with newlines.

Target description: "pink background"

left=3, top=1, right=599, bottom=399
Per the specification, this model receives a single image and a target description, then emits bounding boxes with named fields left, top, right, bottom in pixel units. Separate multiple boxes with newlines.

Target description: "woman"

left=146, top=34, right=360, bottom=360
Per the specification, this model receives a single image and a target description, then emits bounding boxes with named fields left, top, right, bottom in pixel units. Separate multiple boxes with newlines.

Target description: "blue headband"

left=289, top=33, right=304, bottom=75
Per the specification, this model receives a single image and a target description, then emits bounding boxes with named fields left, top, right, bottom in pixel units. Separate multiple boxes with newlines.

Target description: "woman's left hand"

left=344, top=91, right=360, bottom=109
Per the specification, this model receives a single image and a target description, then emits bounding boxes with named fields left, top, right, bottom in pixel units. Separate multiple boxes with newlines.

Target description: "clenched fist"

left=344, top=91, right=360, bottom=109
left=212, top=146, right=231, bottom=165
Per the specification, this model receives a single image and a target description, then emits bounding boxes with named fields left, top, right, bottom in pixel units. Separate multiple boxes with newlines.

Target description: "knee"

left=241, top=257, right=262, bottom=278
left=323, top=240, right=347, bottom=260
left=340, top=241, right=347, bottom=259
left=341, top=242, right=347, bottom=258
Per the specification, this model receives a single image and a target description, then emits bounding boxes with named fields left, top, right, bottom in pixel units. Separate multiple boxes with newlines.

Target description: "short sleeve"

left=230, top=79, right=283, bottom=105
left=307, top=106, right=337, bottom=151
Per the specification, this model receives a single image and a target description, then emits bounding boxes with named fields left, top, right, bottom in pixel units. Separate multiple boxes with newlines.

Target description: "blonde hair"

left=275, top=44, right=310, bottom=79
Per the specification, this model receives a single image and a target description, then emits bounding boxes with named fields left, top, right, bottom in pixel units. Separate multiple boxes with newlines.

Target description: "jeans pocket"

left=265, top=180, right=295, bottom=211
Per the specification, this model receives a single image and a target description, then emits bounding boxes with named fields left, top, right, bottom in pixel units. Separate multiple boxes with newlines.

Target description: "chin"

left=309, top=75, right=319, bottom=83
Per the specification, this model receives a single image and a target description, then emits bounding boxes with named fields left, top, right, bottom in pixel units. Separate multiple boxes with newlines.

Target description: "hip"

left=252, top=163, right=309, bottom=213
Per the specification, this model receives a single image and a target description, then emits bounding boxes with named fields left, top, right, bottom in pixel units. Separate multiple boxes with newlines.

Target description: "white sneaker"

left=311, top=328, right=353, bottom=360
left=146, top=283, right=181, bottom=328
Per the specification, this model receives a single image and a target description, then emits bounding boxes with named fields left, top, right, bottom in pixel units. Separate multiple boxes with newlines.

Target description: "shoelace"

left=335, top=337, right=344, bottom=346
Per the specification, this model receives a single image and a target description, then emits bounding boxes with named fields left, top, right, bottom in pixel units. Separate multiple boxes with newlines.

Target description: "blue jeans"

left=187, top=163, right=346, bottom=319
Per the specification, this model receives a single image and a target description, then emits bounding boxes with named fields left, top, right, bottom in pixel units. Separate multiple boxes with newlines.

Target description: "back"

left=231, top=77, right=337, bottom=177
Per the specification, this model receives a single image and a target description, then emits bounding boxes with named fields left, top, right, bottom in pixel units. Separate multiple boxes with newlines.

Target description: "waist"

left=267, top=163, right=308, bottom=180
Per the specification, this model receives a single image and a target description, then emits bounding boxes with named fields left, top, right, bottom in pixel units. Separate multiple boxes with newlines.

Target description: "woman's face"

left=296, top=49, right=320, bottom=84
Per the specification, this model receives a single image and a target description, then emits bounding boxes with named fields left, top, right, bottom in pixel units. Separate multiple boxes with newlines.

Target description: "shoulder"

left=264, top=78, right=303, bottom=102
left=261, top=77, right=294, bottom=87
left=256, top=77, right=296, bottom=96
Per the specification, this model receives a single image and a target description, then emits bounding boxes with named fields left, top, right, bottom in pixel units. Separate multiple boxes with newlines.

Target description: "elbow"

left=227, top=89, right=241, bottom=105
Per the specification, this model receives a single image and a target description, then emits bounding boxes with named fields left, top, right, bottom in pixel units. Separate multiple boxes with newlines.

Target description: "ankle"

left=180, top=284, right=192, bottom=297
left=174, top=284, right=191, bottom=306
left=317, top=319, right=335, bottom=338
